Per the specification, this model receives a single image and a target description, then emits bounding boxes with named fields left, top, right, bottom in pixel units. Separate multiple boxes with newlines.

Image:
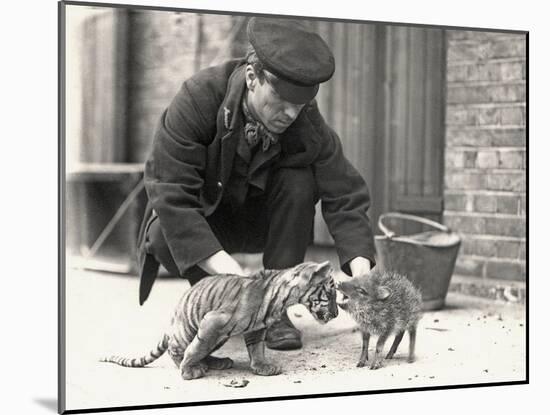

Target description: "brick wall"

left=444, top=30, right=527, bottom=281
left=127, top=11, right=246, bottom=162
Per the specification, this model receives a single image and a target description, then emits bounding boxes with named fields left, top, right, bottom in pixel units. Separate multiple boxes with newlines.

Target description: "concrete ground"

left=62, top=263, right=526, bottom=413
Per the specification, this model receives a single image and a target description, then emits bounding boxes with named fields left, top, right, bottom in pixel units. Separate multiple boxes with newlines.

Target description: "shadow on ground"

left=33, top=398, right=57, bottom=413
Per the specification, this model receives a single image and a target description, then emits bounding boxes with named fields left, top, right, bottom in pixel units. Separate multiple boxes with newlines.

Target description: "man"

left=137, top=17, right=376, bottom=350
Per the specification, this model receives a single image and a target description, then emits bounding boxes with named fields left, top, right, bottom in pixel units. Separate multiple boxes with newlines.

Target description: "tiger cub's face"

left=298, top=261, right=339, bottom=324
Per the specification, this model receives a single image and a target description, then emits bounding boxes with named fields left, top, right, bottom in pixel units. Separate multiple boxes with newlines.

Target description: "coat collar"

left=217, top=63, right=247, bottom=135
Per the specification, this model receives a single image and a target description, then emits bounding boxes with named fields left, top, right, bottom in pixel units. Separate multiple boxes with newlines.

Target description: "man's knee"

left=270, top=167, right=317, bottom=207
left=145, top=218, right=209, bottom=285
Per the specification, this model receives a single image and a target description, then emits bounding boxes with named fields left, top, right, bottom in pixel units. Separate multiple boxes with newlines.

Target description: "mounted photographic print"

left=59, top=0, right=527, bottom=413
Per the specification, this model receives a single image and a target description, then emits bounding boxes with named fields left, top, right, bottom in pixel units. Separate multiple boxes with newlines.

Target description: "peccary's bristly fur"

left=338, top=270, right=422, bottom=334
left=337, top=269, right=423, bottom=370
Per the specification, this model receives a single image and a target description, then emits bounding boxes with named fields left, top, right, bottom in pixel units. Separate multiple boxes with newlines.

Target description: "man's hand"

left=349, top=256, right=372, bottom=277
left=197, top=250, right=246, bottom=276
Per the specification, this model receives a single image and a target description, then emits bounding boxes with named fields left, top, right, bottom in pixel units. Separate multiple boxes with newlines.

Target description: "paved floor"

left=62, top=266, right=526, bottom=413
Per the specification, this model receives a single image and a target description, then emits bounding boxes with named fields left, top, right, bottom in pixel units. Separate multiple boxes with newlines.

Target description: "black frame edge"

left=58, top=1, right=67, bottom=414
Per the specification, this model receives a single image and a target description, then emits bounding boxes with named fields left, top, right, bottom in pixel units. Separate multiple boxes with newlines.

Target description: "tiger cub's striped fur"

left=101, top=261, right=338, bottom=380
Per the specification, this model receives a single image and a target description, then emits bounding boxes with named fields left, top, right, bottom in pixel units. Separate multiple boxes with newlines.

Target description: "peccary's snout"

left=336, top=282, right=352, bottom=310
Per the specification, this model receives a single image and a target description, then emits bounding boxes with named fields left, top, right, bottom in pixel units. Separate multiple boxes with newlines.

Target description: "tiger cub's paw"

left=251, top=362, right=282, bottom=376
left=182, top=364, right=207, bottom=380
left=204, top=356, right=233, bottom=370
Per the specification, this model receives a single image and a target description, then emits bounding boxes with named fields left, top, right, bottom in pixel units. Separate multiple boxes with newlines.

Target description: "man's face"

left=246, top=66, right=306, bottom=134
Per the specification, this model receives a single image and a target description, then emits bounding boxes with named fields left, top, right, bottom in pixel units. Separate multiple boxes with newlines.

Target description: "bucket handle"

left=378, top=212, right=450, bottom=240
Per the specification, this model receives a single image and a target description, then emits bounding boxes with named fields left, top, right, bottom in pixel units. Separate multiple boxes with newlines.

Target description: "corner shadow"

left=34, top=398, right=57, bottom=413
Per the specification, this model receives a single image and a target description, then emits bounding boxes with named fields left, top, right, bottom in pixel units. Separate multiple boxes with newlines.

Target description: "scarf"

left=242, top=96, right=279, bottom=152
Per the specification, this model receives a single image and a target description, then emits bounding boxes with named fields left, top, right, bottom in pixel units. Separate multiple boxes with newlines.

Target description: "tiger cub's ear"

left=297, top=261, right=333, bottom=285
left=311, top=261, right=333, bottom=284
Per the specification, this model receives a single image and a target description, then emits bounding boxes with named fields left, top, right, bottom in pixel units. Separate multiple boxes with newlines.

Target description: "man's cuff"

left=168, top=229, right=223, bottom=277
left=335, top=237, right=376, bottom=276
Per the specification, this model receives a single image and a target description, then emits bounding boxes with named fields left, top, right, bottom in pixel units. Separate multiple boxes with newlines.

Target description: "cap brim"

left=268, top=76, right=319, bottom=105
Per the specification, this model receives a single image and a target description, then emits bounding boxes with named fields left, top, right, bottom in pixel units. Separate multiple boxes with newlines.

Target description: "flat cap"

left=247, top=17, right=335, bottom=104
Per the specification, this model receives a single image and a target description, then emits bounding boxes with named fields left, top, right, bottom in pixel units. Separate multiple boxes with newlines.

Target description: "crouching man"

left=137, top=17, right=376, bottom=350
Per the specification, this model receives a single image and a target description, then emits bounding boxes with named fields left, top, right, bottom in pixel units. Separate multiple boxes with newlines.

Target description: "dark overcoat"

left=137, top=59, right=376, bottom=277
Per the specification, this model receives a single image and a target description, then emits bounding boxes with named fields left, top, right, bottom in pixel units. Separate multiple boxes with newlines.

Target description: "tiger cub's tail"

left=100, top=334, right=169, bottom=367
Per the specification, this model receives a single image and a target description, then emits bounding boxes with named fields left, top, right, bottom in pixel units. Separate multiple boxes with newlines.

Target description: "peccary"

left=337, top=270, right=422, bottom=370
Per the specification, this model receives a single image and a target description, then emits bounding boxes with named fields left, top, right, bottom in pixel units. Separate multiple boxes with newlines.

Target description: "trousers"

left=140, top=167, right=319, bottom=291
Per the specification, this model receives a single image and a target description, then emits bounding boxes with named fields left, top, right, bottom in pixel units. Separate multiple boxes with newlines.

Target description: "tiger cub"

left=101, top=261, right=338, bottom=380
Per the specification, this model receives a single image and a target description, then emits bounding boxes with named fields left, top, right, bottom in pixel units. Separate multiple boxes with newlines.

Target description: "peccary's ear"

left=376, top=286, right=391, bottom=300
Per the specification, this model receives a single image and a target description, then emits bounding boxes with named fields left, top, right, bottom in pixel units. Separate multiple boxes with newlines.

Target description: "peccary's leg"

left=370, top=332, right=390, bottom=370
left=408, top=325, right=417, bottom=363
left=357, top=331, right=370, bottom=368
left=180, top=311, right=231, bottom=380
left=386, top=330, right=405, bottom=360
left=245, top=329, right=282, bottom=376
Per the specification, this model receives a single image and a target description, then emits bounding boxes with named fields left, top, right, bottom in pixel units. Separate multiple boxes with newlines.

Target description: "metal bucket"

left=374, top=212, right=461, bottom=311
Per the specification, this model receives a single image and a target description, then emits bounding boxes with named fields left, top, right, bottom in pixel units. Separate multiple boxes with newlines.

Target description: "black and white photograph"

left=58, top=0, right=528, bottom=413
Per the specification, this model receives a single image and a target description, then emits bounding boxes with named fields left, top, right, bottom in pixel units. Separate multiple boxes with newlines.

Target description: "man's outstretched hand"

left=197, top=250, right=246, bottom=276
left=349, top=256, right=372, bottom=277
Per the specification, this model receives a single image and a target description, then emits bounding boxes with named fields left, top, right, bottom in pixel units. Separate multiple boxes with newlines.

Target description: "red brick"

left=446, top=128, right=492, bottom=147
left=447, top=127, right=525, bottom=148
left=444, top=214, right=486, bottom=234
left=445, top=173, right=486, bottom=190
left=443, top=149, right=478, bottom=169
left=500, top=62, right=525, bottom=82
left=486, top=260, right=525, bottom=281
left=446, top=107, right=476, bottom=126
left=476, top=151, right=499, bottom=168
left=486, top=173, right=526, bottom=192
left=445, top=150, right=465, bottom=168
left=447, top=64, right=468, bottom=82
left=464, top=151, right=477, bottom=168
left=498, top=150, right=524, bottom=169
left=447, top=83, right=526, bottom=104
left=447, top=36, right=525, bottom=62
left=490, top=62, right=522, bottom=82
left=496, top=195, right=520, bottom=214
left=447, top=41, right=491, bottom=62
left=490, top=38, right=526, bottom=59
left=490, top=128, right=526, bottom=147
left=499, top=107, right=525, bottom=125
left=444, top=193, right=468, bottom=211
left=460, top=237, right=475, bottom=255
left=462, top=237, right=497, bottom=257
left=476, top=107, right=500, bottom=126
left=496, top=240, right=520, bottom=259
left=473, top=195, right=497, bottom=213
left=485, top=217, right=526, bottom=237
